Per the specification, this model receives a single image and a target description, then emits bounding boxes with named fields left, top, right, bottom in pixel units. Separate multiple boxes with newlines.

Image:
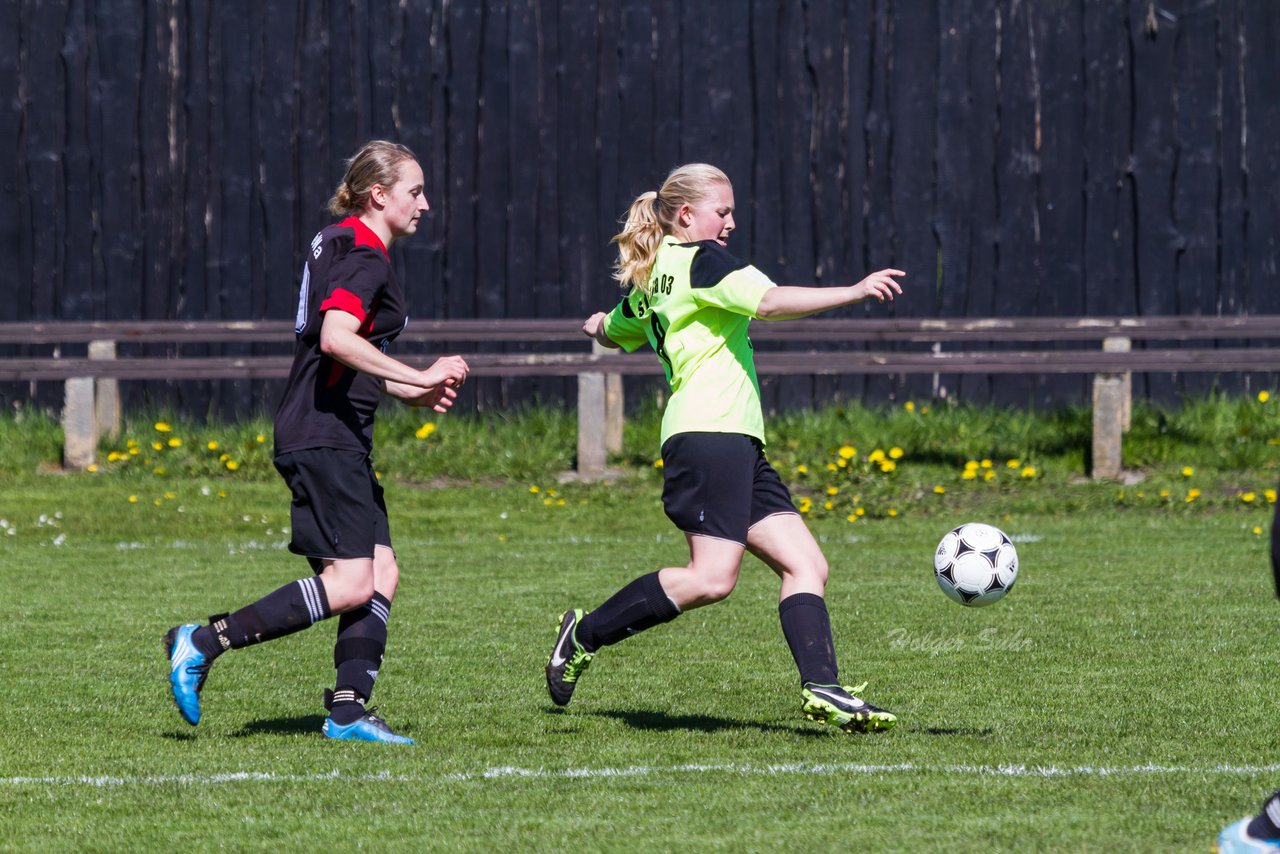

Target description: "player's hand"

left=582, top=312, right=607, bottom=339
left=419, top=355, right=469, bottom=390
left=852, top=269, right=905, bottom=303
left=405, top=382, right=458, bottom=413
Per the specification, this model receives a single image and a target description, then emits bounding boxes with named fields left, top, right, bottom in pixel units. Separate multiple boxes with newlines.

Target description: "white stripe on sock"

left=297, top=578, right=323, bottom=623
left=369, top=599, right=389, bottom=625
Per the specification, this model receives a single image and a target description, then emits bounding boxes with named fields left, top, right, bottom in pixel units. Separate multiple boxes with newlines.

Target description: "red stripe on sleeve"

left=319, top=288, right=367, bottom=322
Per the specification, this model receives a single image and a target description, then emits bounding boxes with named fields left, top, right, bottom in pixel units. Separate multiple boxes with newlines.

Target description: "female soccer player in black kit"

left=164, top=140, right=468, bottom=743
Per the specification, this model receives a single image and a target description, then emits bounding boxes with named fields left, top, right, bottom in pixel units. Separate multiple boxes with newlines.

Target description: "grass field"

left=1, top=465, right=1277, bottom=851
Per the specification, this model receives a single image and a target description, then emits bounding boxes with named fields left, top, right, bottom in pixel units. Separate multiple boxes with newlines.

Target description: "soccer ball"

left=933, top=522, right=1018, bottom=607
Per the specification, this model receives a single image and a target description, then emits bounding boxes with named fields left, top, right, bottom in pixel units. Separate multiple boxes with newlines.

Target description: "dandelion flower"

left=154, top=421, right=172, bottom=433
left=887, top=508, right=898, bottom=517
left=837, top=458, right=848, bottom=468
left=980, top=458, right=992, bottom=469
left=1006, top=458, right=1021, bottom=468
left=1254, top=526, right=1264, bottom=536
left=855, top=507, right=865, bottom=517
left=206, top=440, right=219, bottom=451
left=888, top=447, right=904, bottom=460
left=529, top=485, right=541, bottom=494
left=868, top=449, right=886, bottom=463
left=152, top=441, right=164, bottom=451
left=1266, top=489, right=1277, bottom=504
left=87, top=464, right=98, bottom=473
left=846, top=514, right=859, bottom=523
left=880, top=461, right=897, bottom=473
left=225, top=460, right=240, bottom=471
left=838, top=445, right=856, bottom=460
left=965, top=460, right=980, bottom=471
left=1181, top=466, right=1194, bottom=478
left=1185, top=488, right=1201, bottom=503
left=1260, top=391, right=1271, bottom=403
left=904, top=401, right=915, bottom=412
left=962, top=469, right=978, bottom=480
left=984, top=469, right=996, bottom=481
left=795, top=464, right=809, bottom=475
left=933, top=485, right=946, bottom=494
left=167, top=437, right=182, bottom=448
left=825, top=486, right=839, bottom=496
left=654, top=459, right=664, bottom=469
left=415, top=422, right=436, bottom=439
left=128, top=495, right=138, bottom=504
left=1020, top=467, right=1038, bottom=479
left=256, top=434, right=266, bottom=443
left=1241, top=492, right=1256, bottom=503
left=823, top=501, right=834, bottom=511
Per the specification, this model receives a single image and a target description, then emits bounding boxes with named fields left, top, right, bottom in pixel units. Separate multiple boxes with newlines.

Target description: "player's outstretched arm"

left=320, top=310, right=469, bottom=393
left=582, top=311, right=621, bottom=349
left=755, top=269, right=905, bottom=321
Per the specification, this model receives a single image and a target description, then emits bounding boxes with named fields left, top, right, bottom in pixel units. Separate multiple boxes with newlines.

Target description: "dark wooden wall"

left=3, top=0, right=1278, bottom=416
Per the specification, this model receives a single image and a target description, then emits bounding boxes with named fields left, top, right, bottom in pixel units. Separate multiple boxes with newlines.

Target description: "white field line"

left=4, top=762, right=1280, bottom=788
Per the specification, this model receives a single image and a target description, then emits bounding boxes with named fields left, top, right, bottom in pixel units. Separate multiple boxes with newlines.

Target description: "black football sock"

left=779, top=592, right=839, bottom=687
left=1247, top=790, right=1280, bottom=840
left=329, top=592, right=390, bottom=726
left=575, top=572, right=681, bottom=652
left=191, top=576, right=331, bottom=660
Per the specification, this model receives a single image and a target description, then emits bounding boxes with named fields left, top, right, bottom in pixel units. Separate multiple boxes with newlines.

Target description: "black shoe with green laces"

left=801, top=682, right=897, bottom=733
left=546, top=609, right=594, bottom=706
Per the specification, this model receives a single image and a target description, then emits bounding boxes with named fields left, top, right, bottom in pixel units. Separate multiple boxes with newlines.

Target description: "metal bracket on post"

left=1091, top=336, right=1131, bottom=480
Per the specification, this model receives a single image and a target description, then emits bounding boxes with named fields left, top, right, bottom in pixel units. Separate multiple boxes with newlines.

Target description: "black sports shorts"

left=274, top=448, right=391, bottom=571
left=659, top=432, right=798, bottom=546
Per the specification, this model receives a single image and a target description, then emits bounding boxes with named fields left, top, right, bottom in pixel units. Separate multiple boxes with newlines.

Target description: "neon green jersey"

left=602, top=236, right=776, bottom=447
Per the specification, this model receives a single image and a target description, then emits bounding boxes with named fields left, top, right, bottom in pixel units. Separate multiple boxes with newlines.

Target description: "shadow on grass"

left=229, top=714, right=327, bottom=738
left=579, top=708, right=825, bottom=737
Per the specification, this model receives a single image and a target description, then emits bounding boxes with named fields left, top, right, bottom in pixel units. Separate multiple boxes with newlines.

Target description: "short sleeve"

left=601, top=296, right=650, bottom=352
left=319, top=246, right=388, bottom=322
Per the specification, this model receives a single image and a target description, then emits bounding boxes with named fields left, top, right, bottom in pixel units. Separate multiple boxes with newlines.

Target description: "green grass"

left=0, top=469, right=1277, bottom=851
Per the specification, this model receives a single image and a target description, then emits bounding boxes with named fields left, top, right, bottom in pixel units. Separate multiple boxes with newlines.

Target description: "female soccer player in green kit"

left=546, top=163, right=905, bottom=732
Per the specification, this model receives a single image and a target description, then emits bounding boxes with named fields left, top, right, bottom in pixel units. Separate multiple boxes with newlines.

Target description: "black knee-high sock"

left=779, top=592, right=839, bottom=686
left=576, top=572, right=681, bottom=652
left=328, top=592, right=390, bottom=725
left=190, top=576, right=331, bottom=659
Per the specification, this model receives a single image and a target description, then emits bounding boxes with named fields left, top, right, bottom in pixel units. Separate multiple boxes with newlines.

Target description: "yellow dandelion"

left=868, top=449, right=886, bottom=463
left=415, top=422, right=436, bottom=439
left=1260, top=390, right=1271, bottom=403
left=256, top=434, right=266, bottom=443
left=654, top=459, right=664, bottom=469
left=1181, top=466, right=1194, bottom=478
left=1020, top=467, right=1037, bottom=479
left=87, top=464, right=98, bottom=473
left=825, top=486, right=839, bottom=496
left=1185, top=488, right=1201, bottom=503
left=129, top=447, right=139, bottom=456
left=980, top=459, right=993, bottom=469
left=838, top=445, right=857, bottom=460
left=153, top=498, right=163, bottom=506
left=128, top=495, right=138, bottom=504
left=547, top=489, right=558, bottom=498
left=795, top=464, right=809, bottom=475
left=984, top=469, right=997, bottom=481
left=543, top=498, right=554, bottom=506
left=126, top=439, right=138, bottom=448
left=904, top=401, right=915, bottom=412
left=219, top=453, right=230, bottom=462
left=1265, top=489, right=1277, bottom=504
left=846, top=513, right=858, bottom=522
left=167, top=437, right=182, bottom=448
left=163, top=491, right=177, bottom=500
left=887, top=508, right=898, bottom=517
left=1254, top=526, right=1264, bottom=536
left=837, top=458, right=848, bottom=468
left=107, top=452, right=123, bottom=462
left=880, top=461, right=897, bottom=473
left=225, top=460, right=239, bottom=471
left=965, top=460, right=980, bottom=471
left=826, top=463, right=838, bottom=472
left=1006, top=458, right=1021, bottom=468
left=153, top=467, right=165, bottom=475
left=1242, top=492, right=1257, bottom=503
left=217, top=490, right=227, bottom=498
left=823, top=501, right=834, bottom=511
left=529, top=485, right=541, bottom=494
left=933, top=485, right=946, bottom=494
left=888, top=447, right=904, bottom=460
left=1159, top=489, right=1170, bottom=498
left=556, top=498, right=566, bottom=506
left=152, top=441, right=164, bottom=451
left=962, top=469, right=978, bottom=480
left=154, top=421, right=172, bottom=433
left=855, top=507, right=866, bottom=517
left=206, top=440, right=219, bottom=451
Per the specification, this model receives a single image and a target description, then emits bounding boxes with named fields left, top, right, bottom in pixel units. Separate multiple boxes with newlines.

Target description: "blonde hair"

left=328, top=140, right=419, bottom=217
left=611, top=163, right=731, bottom=294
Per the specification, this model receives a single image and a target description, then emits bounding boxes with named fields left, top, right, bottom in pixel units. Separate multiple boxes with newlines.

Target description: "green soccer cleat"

left=546, top=609, right=594, bottom=706
left=801, top=681, right=897, bottom=733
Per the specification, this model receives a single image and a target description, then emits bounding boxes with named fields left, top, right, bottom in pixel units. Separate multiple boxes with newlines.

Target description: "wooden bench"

left=2, top=316, right=1278, bottom=478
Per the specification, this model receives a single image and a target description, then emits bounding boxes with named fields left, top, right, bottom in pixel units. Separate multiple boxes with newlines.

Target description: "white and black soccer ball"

left=933, top=522, right=1018, bottom=607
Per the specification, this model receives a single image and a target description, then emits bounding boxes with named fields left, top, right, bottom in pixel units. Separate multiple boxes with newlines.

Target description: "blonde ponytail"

left=610, top=163, right=732, bottom=296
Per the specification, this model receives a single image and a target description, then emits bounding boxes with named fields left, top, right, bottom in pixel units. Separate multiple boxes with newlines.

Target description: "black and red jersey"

left=273, top=216, right=408, bottom=455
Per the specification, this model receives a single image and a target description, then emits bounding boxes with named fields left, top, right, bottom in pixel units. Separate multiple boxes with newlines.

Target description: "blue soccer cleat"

left=163, top=624, right=210, bottom=726
left=1218, top=818, right=1280, bottom=853
left=322, top=710, right=415, bottom=745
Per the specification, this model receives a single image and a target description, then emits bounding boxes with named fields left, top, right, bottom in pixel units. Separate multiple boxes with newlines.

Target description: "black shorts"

left=660, top=432, right=799, bottom=546
left=274, top=448, right=391, bottom=571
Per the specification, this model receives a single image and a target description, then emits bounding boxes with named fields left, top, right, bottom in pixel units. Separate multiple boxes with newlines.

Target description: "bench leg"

left=1092, top=373, right=1126, bottom=479
left=63, top=377, right=97, bottom=469
left=577, top=371, right=607, bottom=482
